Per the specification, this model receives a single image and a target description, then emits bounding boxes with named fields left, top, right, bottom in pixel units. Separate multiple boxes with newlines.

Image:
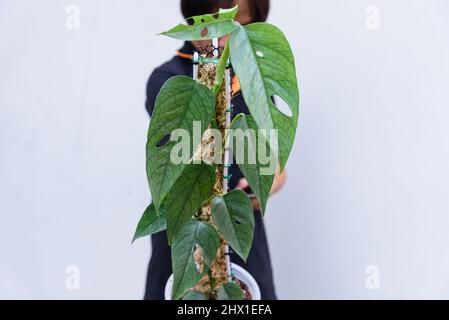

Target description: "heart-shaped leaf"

left=217, top=282, right=244, bottom=300
left=172, top=220, right=219, bottom=300
left=230, top=114, right=275, bottom=215
left=166, top=162, right=215, bottom=243
left=132, top=203, right=166, bottom=243
left=147, top=76, right=215, bottom=213
left=229, top=23, right=300, bottom=170
left=161, top=6, right=240, bottom=41
left=212, top=189, right=254, bottom=261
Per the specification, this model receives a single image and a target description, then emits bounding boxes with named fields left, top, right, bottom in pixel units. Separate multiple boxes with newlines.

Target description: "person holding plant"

left=143, top=0, right=287, bottom=300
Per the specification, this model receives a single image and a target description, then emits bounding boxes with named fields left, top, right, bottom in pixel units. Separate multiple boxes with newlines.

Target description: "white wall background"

left=1, top=0, right=449, bottom=299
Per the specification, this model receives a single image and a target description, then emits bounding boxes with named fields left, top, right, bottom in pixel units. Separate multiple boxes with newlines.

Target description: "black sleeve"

left=145, top=68, right=173, bottom=117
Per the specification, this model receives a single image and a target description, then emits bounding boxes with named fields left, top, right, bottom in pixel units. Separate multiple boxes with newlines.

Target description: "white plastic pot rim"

left=164, top=263, right=261, bottom=300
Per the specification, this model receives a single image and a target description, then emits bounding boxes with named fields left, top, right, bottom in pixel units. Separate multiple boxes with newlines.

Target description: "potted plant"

left=133, top=6, right=299, bottom=300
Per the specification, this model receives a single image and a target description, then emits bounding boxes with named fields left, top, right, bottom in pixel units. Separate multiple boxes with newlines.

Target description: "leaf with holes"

left=217, top=282, right=244, bottom=300
left=132, top=203, right=166, bottom=243
left=147, top=76, right=215, bottom=213
left=161, top=6, right=240, bottom=41
left=172, top=220, right=219, bottom=300
left=166, top=162, right=215, bottom=243
left=212, top=189, right=254, bottom=261
left=229, top=23, right=300, bottom=170
left=230, top=114, right=275, bottom=215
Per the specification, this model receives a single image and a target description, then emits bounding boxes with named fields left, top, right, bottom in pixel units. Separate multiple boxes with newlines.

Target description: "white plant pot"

left=164, top=263, right=261, bottom=300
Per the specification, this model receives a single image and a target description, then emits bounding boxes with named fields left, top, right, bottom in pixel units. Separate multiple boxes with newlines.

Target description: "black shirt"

left=144, top=42, right=277, bottom=300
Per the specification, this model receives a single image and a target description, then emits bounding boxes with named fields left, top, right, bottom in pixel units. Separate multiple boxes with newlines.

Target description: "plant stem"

left=207, top=269, right=217, bottom=299
left=212, top=39, right=230, bottom=97
left=222, top=112, right=244, bottom=153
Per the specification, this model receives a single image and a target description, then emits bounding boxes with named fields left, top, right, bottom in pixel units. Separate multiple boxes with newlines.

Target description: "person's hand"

left=236, top=177, right=250, bottom=190
left=235, top=166, right=287, bottom=212
left=236, top=178, right=261, bottom=211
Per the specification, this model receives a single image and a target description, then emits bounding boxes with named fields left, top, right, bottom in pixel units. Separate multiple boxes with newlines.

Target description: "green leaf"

left=217, top=282, right=244, bottom=300
left=172, top=220, right=220, bottom=300
left=211, top=189, right=254, bottom=261
left=212, top=41, right=230, bottom=96
left=132, top=203, right=166, bottom=243
left=182, top=291, right=208, bottom=300
left=230, top=115, right=275, bottom=215
left=166, top=162, right=215, bottom=243
left=146, top=76, right=215, bottom=213
left=229, top=23, right=300, bottom=171
left=161, top=6, right=240, bottom=41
